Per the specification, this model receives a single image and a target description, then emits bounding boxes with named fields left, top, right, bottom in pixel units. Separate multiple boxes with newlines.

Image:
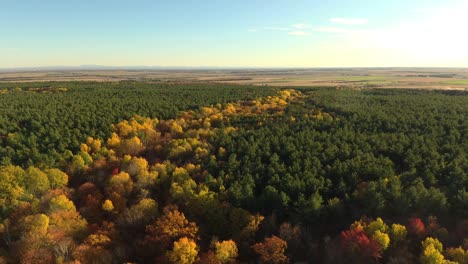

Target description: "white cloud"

left=248, top=24, right=312, bottom=36
left=314, top=27, right=349, bottom=33
left=244, top=2, right=468, bottom=66
left=263, top=27, right=290, bottom=31
left=288, top=31, right=310, bottom=36
left=330, top=17, right=368, bottom=25
left=292, top=23, right=308, bottom=29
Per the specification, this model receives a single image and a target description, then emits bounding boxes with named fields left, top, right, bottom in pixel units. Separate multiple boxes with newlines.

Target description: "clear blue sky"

left=2, top=0, right=467, bottom=68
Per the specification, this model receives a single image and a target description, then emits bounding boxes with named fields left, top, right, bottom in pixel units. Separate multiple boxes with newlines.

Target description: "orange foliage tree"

left=145, top=207, right=198, bottom=250
left=252, top=236, right=289, bottom=264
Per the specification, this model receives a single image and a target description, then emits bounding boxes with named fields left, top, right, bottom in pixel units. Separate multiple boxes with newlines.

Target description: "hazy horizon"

left=2, top=65, right=468, bottom=72
left=2, top=0, right=468, bottom=68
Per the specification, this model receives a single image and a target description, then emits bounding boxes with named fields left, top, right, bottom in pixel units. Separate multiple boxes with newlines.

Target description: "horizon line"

left=1, top=65, right=468, bottom=72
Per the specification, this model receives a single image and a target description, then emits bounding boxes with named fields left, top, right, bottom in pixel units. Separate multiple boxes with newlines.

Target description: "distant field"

left=1, top=68, right=468, bottom=90
left=442, top=79, right=468, bottom=85
left=332, top=76, right=389, bottom=81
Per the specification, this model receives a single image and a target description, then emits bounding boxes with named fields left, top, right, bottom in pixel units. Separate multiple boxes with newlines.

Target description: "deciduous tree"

left=167, top=237, right=199, bottom=264
left=252, top=236, right=288, bottom=264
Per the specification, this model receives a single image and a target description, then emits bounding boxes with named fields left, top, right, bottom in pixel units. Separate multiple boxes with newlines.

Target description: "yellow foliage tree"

left=389, top=223, right=407, bottom=244
left=70, top=154, right=86, bottom=173
left=122, top=136, right=144, bottom=156
left=279, top=90, right=291, bottom=99
left=102, top=199, right=114, bottom=212
left=80, top=143, right=90, bottom=153
left=153, top=163, right=169, bottom=180
left=223, top=104, right=237, bottom=115
left=45, top=169, right=68, bottom=189
left=106, top=132, right=121, bottom=150
left=0, top=165, right=26, bottom=208
left=21, top=214, right=49, bottom=237
left=125, top=156, right=149, bottom=177
left=108, top=172, right=134, bottom=197
left=421, top=243, right=445, bottom=264
left=114, top=120, right=133, bottom=137
left=167, top=237, right=199, bottom=264
left=422, top=237, right=444, bottom=253
left=25, top=166, right=50, bottom=195
left=170, top=121, right=184, bottom=134
left=215, top=240, right=238, bottom=263
left=48, top=195, right=76, bottom=213
left=48, top=209, right=87, bottom=238
left=372, top=230, right=390, bottom=250
left=200, top=107, right=215, bottom=117
left=87, top=233, right=111, bottom=246
left=444, top=247, right=468, bottom=264
left=366, top=217, right=389, bottom=235
left=89, top=138, right=102, bottom=153
left=46, top=194, right=87, bottom=237
left=137, top=170, right=158, bottom=189
left=173, top=167, right=190, bottom=181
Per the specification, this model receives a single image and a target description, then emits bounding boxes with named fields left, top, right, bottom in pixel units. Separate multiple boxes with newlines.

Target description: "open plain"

left=1, top=68, right=468, bottom=90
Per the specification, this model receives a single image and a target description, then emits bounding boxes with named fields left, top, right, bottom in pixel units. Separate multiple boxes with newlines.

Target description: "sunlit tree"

left=167, top=237, right=199, bottom=264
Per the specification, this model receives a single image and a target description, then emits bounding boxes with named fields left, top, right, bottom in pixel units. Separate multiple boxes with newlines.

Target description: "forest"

left=0, top=82, right=274, bottom=167
left=0, top=82, right=467, bottom=264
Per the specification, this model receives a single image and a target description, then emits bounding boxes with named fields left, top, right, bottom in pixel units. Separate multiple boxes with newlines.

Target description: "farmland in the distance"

left=1, top=68, right=468, bottom=90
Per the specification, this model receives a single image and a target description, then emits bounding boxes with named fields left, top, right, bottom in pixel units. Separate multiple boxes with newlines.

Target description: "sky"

left=1, top=0, right=468, bottom=68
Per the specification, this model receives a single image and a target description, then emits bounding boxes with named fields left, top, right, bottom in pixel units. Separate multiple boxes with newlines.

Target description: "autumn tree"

left=341, top=228, right=382, bottom=261
left=24, top=166, right=50, bottom=196
left=408, top=217, right=426, bottom=237
left=124, top=156, right=149, bottom=177
left=77, top=182, right=104, bottom=223
left=102, top=199, right=114, bottom=212
left=389, top=223, right=407, bottom=245
left=44, top=169, right=68, bottom=189
left=214, top=240, right=238, bottom=263
left=145, top=207, right=198, bottom=250
left=106, top=172, right=134, bottom=212
left=47, top=194, right=87, bottom=238
left=116, top=198, right=158, bottom=228
left=444, top=247, right=468, bottom=264
left=0, top=165, right=27, bottom=214
left=73, top=233, right=113, bottom=264
left=365, top=218, right=390, bottom=250
left=16, top=214, right=54, bottom=264
left=167, top=237, right=199, bottom=264
left=420, top=237, right=445, bottom=264
left=121, top=136, right=144, bottom=156
left=252, top=236, right=288, bottom=264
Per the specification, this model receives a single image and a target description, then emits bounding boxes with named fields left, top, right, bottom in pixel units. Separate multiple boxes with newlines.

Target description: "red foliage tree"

left=407, top=217, right=426, bottom=236
left=77, top=182, right=104, bottom=223
left=111, top=167, right=119, bottom=175
left=341, top=229, right=382, bottom=260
